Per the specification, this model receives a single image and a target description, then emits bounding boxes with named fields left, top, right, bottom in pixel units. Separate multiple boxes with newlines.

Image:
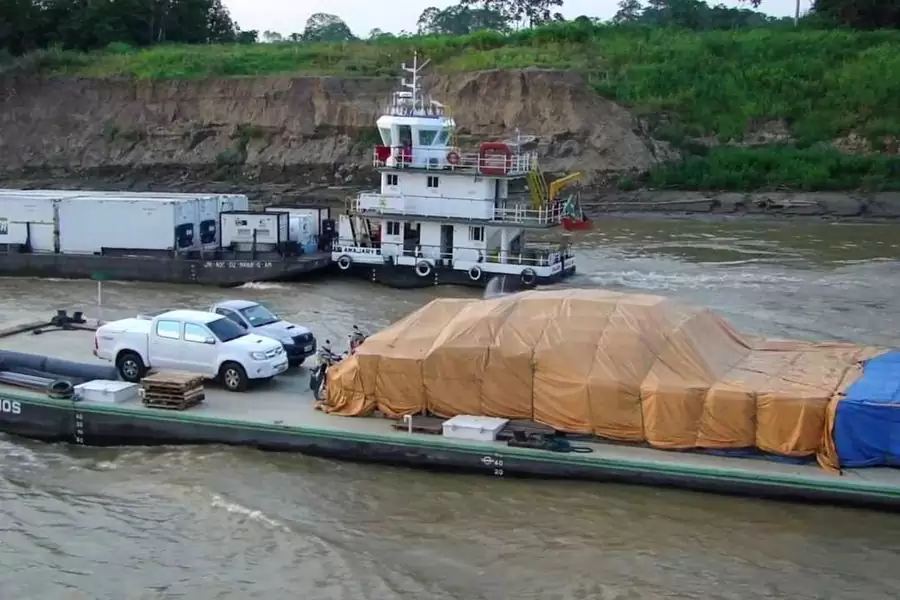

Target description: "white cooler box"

left=442, top=415, right=510, bottom=442
left=74, top=380, right=141, bottom=404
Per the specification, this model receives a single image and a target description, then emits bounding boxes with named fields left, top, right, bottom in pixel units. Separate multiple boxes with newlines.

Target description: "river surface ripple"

left=2, top=218, right=899, bottom=600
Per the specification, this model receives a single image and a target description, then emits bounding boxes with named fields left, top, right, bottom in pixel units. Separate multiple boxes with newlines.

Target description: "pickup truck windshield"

left=239, top=304, right=279, bottom=327
left=207, top=317, right=247, bottom=342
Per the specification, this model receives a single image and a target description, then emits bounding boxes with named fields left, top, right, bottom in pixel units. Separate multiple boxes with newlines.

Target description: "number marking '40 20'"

left=481, top=455, right=505, bottom=477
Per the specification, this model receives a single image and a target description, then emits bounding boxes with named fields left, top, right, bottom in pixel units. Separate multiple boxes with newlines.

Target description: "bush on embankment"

left=6, top=21, right=900, bottom=192
left=626, top=146, right=900, bottom=192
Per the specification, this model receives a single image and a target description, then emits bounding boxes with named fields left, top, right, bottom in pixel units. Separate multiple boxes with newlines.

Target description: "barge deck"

left=0, top=326, right=898, bottom=510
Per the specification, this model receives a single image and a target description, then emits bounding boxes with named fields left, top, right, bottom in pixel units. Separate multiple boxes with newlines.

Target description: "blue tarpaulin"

left=833, top=351, right=900, bottom=468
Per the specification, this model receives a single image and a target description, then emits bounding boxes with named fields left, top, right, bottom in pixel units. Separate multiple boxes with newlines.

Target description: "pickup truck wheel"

left=116, top=351, right=146, bottom=383
left=220, top=362, right=248, bottom=392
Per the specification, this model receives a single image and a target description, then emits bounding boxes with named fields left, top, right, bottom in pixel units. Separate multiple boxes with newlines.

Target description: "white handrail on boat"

left=372, top=147, right=535, bottom=175
left=332, top=242, right=572, bottom=267
left=353, top=193, right=562, bottom=226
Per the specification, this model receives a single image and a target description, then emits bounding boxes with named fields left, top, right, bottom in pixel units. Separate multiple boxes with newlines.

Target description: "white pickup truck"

left=93, top=309, right=288, bottom=392
left=209, top=299, right=316, bottom=366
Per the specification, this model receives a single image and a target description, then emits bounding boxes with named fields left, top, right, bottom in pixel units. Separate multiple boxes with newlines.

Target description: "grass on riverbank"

left=631, top=146, right=900, bottom=192
left=5, top=22, right=900, bottom=191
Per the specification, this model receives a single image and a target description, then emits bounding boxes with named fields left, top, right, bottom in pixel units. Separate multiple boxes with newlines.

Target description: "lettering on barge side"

left=203, top=261, right=274, bottom=269
left=481, top=455, right=504, bottom=477
left=0, top=399, right=21, bottom=415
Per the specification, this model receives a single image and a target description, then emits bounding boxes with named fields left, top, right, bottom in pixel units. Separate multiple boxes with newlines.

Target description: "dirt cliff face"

left=0, top=69, right=670, bottom=197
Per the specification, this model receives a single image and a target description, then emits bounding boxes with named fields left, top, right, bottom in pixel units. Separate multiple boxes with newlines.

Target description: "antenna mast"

left=401, top=52, right=430, bottom=113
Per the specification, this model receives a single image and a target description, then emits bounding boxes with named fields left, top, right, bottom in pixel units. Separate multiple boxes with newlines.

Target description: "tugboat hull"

left=345, top=262, right=577, bottom=290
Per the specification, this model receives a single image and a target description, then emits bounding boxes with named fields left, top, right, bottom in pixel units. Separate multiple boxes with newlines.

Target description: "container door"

left=53, top=201, right=60, bottom=253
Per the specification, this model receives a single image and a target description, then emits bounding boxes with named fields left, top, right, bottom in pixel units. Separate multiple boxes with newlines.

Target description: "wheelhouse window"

left=386, top=221, right=402, bottom=236
left=418, top=129, right=438, bottom=146
left=379, top=127, right=393, bottom=146
left=427, top=176, right=439, bottom=189
left=434, top=126, right=454, bottom=146
left=469, top=226, right=484, bottom=242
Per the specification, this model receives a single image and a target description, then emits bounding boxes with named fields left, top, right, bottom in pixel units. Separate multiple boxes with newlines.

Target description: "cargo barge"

left=0, top=190, right=333, bottom=286
left=0, top=323, right=898, bottom=511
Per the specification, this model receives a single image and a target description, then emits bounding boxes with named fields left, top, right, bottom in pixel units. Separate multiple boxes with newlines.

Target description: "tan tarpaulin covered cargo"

left=324, top=290, right=882, bottom=460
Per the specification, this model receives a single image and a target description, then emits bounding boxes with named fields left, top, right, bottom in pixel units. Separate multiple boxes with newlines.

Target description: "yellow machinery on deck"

left=527, top=158, right=583, bottom=209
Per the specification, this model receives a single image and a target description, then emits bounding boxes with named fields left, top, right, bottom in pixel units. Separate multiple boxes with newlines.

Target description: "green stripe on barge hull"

left=3, top=387, right=899, bottom=510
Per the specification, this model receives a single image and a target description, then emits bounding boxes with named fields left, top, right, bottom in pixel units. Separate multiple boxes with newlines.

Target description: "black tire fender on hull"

left=341, top=262, right=578, bottom=290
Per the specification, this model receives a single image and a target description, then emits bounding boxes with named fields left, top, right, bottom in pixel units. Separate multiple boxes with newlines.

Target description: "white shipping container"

left=221, top=211, right=289, bottom=249
left=217, top=194, right=250, bottom=213
left=58, top=197, right=198, bottom=254
left=0, top=189, right=247, bottom=249
left=0, top=194, right=64, bottom=252
left=288, top=214, right=318, bottom=253
left=265, top=206, right=326, bottom=236
left=76, top=193, right=218, bottom=247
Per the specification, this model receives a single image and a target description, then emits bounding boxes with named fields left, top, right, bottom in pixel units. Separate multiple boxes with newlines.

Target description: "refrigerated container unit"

left=77, top=192, right=214, bottom=250
left=73, top=191, right=239, bottom=248
left=217, top=194, right=250, bottom=213
left=265, top=205, right=330, bottom=237
left=0, top=189, right=251, bottom=252
left=220, top=211, right=291, bottom=253
left=57, top=196, right=198, bottom=255
left=265, top=205, right=332, bottom=253
left=0, top=193, right=66, bottom=253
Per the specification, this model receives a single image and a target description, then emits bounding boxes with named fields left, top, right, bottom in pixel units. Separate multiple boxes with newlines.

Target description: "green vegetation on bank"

left=3, top=0, right=900, bottom=192
left=631, top=147, right=900, bottom=192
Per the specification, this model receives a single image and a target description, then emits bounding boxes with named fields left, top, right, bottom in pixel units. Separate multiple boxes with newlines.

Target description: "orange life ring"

left=447, top=151, right=460, bottom=165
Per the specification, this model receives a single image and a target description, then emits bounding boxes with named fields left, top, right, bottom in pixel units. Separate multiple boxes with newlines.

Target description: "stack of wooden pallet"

left=140, top=371, right=205, bottom=410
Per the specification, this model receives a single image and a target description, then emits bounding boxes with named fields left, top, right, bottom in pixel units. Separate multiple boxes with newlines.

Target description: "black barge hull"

left=3, top=394, right=900, bottom=512
left=0, top=252, right=332, bottom=286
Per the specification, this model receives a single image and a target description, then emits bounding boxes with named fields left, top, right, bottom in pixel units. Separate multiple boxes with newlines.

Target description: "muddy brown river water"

left=2, top=217, right=900, bottom=599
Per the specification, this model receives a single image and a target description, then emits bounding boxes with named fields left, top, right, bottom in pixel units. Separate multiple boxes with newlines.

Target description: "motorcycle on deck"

left=308, top=341, right=344, bottom=401
left=349, top=325, right=367, bottom=354
left=308, top=326, right=368, bottom=401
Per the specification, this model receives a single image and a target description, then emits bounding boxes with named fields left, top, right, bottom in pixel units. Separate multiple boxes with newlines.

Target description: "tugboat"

left=331, top=54, right=583, bottom=289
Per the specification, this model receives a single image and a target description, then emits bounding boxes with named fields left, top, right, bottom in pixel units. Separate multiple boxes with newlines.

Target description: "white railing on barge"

left=332, top=242, right=574, bottom=271
left=372, top=146, right=535, bottom=177
left=353, top=193, right=563, bottom=227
